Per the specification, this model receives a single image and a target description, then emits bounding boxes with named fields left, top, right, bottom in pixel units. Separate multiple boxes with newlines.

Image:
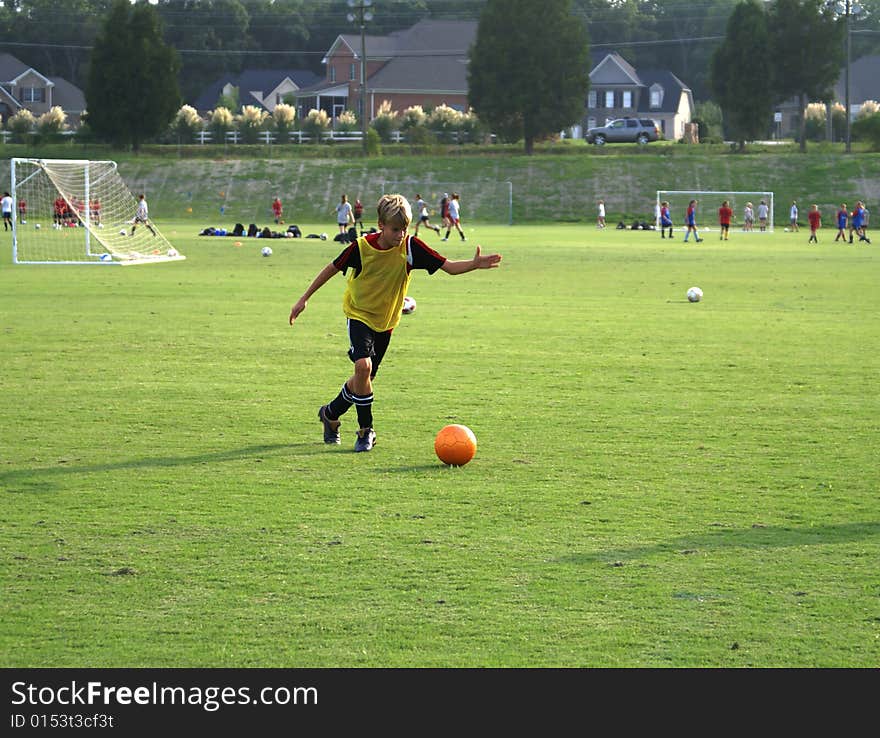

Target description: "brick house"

left=294, top=19, right=477, bottom=124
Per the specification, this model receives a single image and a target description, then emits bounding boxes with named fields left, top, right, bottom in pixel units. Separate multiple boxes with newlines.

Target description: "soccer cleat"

left=318, top=404, right=341, bottom=444
left=441, top=237, right=448, bottom=241
left=354, top=427, right=376, bottom=452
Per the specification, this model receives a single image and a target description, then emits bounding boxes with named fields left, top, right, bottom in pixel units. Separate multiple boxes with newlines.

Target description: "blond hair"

left=377, top=194, right=412, bottom=228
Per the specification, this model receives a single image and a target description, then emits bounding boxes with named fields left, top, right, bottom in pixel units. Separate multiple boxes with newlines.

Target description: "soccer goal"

left=383, top=180, right=513, bottom=225
left=656, top=190, right=775, bottom=233
left=10, top=158, right=185, bottom=265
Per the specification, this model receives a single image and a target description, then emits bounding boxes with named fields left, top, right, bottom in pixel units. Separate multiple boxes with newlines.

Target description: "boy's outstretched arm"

left=289, top=262, right=340, bottom=325
left=440, top=245, right=502, bottom=275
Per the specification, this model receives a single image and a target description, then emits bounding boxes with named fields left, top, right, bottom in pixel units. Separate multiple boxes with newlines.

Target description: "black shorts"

left=347, top=318, right=391, bottom=378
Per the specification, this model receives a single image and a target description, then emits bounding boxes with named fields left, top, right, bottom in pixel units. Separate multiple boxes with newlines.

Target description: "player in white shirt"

left=131, top=194, right=157, bottom=236
left=413, top=194, right=442, bottom=237
left=1, top=192, right=13, bottom=231
left=442, top=192, right=466, bottom=242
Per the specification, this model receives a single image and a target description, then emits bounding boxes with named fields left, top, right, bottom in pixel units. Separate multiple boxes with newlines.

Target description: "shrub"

left=857, top=100, right=880, bottom=119
left=852, top=111, right=880, bottom=150
left=8, top=109, right=36, bottom=143
left=459, top=109, right=487, bottom=143
left=427, top=104, right=464, bottom=142
left=370, top=100, right=398, bottom=143
left=209, top=106, right=235, bottom=142
left=272, top=103, right=296, bottom=142
left=302, top=108, right=330, bottom=143
left=693, top=100, right=722, bottom=142
left=335, top=110, right=358, bottom=133
left=366, top=127, right=382, bottom=156
left=237, top=104, right=269, bottom=144
left=171, top=104, right=203, bottom=143
left=36, top=106, right=67, bottom=138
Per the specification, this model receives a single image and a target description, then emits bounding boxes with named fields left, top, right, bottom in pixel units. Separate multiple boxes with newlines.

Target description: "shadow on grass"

left=556, top=521, right=880, bottom=563
left=1, top=442, right=328, bottom=493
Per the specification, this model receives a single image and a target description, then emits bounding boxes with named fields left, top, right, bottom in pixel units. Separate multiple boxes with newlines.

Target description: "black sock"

left=327, top=383, right=354, bottom=419
left=356, top=403, right=373, bottom=430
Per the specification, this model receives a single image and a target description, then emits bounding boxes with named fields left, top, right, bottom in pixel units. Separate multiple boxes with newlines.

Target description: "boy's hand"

left=289, top=298, right=307, bottom=325
left=474, top=245, right=502, bottom=269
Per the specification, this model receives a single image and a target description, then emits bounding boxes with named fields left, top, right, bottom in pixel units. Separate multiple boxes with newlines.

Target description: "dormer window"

left=650, top=84, right=663, bottom=109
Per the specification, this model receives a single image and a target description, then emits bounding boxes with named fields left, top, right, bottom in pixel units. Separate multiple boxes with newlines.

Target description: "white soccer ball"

left=687, top=286, right=703, bottom=303
left=97, top=223, right=104, bottom=229
left=119, top=229, right=127, bottom=236
left=402, top=295, right=417, bottom=314
left=34, top=223, right=40, bottom=230
left=320, top=233, right=328, bottom=241
left=167, top=247, right=179, bottom=258
left=261, top=246, right=273, bottom=257
left=21, top=220, right=26, bottom=224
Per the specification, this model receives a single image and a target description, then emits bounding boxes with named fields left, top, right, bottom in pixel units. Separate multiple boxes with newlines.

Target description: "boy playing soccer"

left=289, top=194, right=502, bottom=452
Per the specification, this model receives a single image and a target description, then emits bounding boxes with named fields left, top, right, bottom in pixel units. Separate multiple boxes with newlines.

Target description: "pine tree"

left=86, top=0, right=181, bottom=150
left=468, top=0, right=590, bottom=154
left=711, top=1, right=774, bottom=150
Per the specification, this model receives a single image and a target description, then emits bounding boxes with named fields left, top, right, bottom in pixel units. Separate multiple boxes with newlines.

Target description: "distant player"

left=1, top=192, right=13, bottom=231
left=743, top=202, right=754, bottom=231
left=18, top=197, right=26, bottom=224
left=353, top=198, right=365, bottom=233
left=683, top=199, right=703, bottom=243
left=597, top=199, right=606, bottom=229
left=659, top=201, right=673, bottom=239
left=835, top=203, right=848, bottom=242
left=807, top=204, right=821, bottom=244
left=718, top=200, right=733, bottom=241
left=757, top=199, right=769, bottom=231
left=789, top=200, right=799, bottom=232
left=131, top=194, right=157, bottom=236
left=413, top=194, right=441, bottom=237
left=272, top=197, right=283, bottom=224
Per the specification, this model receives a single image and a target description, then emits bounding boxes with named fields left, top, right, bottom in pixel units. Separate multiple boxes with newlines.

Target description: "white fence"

left=194, top=129, right=406, bottom=145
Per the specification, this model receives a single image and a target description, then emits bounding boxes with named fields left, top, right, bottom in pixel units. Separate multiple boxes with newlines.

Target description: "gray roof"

left=368, top=20, right=476, bottom=93
left=0, top=53, right=31, bottom=81
left=193, top=69, right=321, bottom=111
left=835, top=54, right=880, bottom=105
left=636, top=69, right=691, bottom=114
left=316, top=19, right=477, bottom=95
left=48, top=77, right=86, bottom=113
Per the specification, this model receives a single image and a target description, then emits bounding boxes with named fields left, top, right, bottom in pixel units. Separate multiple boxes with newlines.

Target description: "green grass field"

left=1, top=220, right=878, bottom=667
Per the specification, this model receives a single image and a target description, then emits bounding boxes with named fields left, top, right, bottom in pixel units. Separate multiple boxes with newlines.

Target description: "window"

left=350, top=63, right=356, bottom=81
left=604, top=91, right=614, bottom=108
left=650, top=84, right=663, bottom=109
left=626, top=119, right=638, bottom=128
left=588, top=90, right=597, bottom=109
left=622, top=90, right=632, bottom=109
left=20, top=87, right=45, bottom=103
left=330, top=66, right=336, bottom=83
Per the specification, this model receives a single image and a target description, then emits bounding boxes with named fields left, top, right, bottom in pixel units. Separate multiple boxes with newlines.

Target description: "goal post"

left=383, top=180, right=513, bottom=225
left=10, top=158, right=185, bottom=265
left=656, top=190, right=775, bottom=232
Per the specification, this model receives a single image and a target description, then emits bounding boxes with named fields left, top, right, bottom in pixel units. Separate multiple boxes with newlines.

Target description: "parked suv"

left=586, top=118, right=660, bottom=145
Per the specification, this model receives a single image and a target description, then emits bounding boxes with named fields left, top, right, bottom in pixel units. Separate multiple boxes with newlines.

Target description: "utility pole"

left=347, top=0, right=373, bottom=154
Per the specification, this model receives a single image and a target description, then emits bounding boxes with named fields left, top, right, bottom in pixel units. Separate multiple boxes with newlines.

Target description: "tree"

left=468, top=0, right=590, bottom=154
left=768, top=0, right=844, bottom=151
left=710, top=1, right=773, bottom=150
left=87, top=0, right=181, bottom=150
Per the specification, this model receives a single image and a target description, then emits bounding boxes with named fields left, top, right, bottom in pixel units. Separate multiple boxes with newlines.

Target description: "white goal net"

left=656, top=190, right=775, bottom=233
left=11, top=158, right=184, bottom=265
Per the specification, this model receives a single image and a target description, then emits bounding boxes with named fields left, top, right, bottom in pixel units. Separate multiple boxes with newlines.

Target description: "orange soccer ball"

left=434, top=424, right=477, bottom=466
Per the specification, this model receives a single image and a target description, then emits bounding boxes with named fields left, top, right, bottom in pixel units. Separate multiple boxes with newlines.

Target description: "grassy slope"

left=2, top=142, right=879, bottom=227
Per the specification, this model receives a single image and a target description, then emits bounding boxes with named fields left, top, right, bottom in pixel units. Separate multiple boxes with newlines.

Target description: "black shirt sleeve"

left=409, top=236, right=446, bottom=274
